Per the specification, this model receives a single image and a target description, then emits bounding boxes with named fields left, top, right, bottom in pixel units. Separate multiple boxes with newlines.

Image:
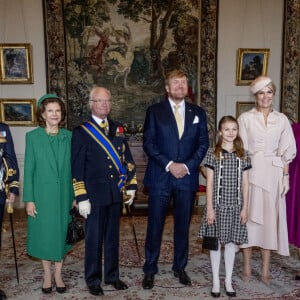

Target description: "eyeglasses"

left=89, top=99, right=111, bottom=104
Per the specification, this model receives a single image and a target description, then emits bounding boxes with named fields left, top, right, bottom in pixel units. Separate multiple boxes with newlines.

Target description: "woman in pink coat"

left=238, top=76, right=296, bottom=285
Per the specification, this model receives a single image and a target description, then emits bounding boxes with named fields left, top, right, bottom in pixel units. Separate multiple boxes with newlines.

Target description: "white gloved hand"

left=281, top=175, right=290, bottom=197
left=124, top=190, right=135, bottom=206
left=78, top=199, right=91, bottom=219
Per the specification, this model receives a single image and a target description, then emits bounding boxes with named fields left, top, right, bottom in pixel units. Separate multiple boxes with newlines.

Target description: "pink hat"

left=250, top=76, right=272, bottom=95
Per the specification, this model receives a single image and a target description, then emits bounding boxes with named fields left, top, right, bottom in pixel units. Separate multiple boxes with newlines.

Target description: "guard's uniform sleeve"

left=71, top=127, right=88, bottom=203
left=0, top=125, right=19, bottom=195
left=122, top=138, right=137, bottom=191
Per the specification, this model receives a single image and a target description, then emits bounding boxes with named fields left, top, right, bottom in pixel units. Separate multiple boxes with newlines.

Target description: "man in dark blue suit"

left=0, top=123, right=19, bottom=300
left=71, top=87, right=137, bottom=296
left=142, top=70, right=209, bottom=289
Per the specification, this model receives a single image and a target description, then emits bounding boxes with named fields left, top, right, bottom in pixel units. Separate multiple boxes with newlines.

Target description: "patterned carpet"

left=1, top=213, right=300, bottom=299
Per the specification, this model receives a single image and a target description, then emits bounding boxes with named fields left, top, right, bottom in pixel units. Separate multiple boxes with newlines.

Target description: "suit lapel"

left=183, top=102, right=194, bottom=136
left=108, top=119, right=117, bottom=139
left=163, top=100, right=180, bottom=137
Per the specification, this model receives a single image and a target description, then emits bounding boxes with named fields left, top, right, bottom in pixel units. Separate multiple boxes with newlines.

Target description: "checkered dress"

left=199, top=148, right=251, bottom=244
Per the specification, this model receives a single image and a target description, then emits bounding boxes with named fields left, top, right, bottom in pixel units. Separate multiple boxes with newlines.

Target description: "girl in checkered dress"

left=199, top=115, right=251, bottom=298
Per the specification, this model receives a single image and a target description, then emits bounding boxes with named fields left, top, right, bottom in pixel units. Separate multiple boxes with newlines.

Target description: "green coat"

left=23, top=127, right=74, bottom=261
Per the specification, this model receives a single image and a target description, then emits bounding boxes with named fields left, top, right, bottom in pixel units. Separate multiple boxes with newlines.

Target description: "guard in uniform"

left=0, top=122, right=19, bottom=300
left=71, top=87, right=137, bottom=296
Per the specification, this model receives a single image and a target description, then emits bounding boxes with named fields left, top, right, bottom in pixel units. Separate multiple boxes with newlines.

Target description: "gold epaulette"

left=73, top=179, right=87, bottom=197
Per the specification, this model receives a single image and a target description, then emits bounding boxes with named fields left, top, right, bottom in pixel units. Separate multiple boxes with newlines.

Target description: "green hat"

left=37, top=93, right=59, bottom=107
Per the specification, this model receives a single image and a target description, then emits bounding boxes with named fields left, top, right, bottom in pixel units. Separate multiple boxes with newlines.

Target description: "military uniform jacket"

left=71, top=117, right=137, bottom=206
left=0, top=123, right=19, bottom=203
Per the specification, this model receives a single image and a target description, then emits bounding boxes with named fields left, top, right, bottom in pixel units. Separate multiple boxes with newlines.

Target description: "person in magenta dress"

left=286, top=122, right=300, bottom=280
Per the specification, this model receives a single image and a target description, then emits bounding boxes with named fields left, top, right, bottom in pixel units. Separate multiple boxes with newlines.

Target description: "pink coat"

left=238, top=108, right=296, bottom=256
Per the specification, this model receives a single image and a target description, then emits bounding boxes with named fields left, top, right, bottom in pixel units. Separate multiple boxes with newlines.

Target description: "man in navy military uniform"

left=0, top=122, right=19, bottom=300
left=71, top=87, right=137, bottom=296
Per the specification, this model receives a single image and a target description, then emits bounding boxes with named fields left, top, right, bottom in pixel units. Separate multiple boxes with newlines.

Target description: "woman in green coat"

left=23, top=94, right=74, bottom=294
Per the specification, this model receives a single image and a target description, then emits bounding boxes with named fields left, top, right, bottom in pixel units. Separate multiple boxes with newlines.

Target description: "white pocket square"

left=193, top=116, right=199, bottom=124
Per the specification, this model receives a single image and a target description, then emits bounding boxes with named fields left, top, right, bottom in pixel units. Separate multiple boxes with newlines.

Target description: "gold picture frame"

left=236, top=101, right=255, bottom=118
left=0, top=43, right=34, bottom=84
left=236, top=48, right=270, bottom=85
left=0, top=99, right=36, bottom=126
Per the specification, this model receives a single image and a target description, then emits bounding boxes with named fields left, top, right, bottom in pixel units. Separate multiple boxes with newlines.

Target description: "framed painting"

left=43, top=0, right=219, bottom=141
left=236, top=101, right=255, bottom=118
left=0, top=43, right=34, bottom=84
left=0, top=99, right=36, bottom=126
left=236, top=48, right=270, bottom=86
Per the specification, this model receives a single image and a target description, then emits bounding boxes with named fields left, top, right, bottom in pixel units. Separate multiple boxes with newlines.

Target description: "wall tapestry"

left=281, top=0, right=300, bottom=122
left=43, top=0, right=218, bottom=140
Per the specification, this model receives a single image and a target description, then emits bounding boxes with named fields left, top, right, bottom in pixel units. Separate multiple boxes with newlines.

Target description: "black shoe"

left=142, top=274, right=154, bottom=289
left=0, top=289, right=7, bottom=300
left=211, top=290, right=221, bottom=298
left=224, top=284, right=236, bottom=297
left=105, top=279, right=128, bottom=290
left=295, top=275, right=300, bottom=280
left=41, top=286, right=52, bottom=294
left=56, top=286, right=67, bottom=293
left=88, top=284, right=104, bottom=296
left=173, top=270, right=191, bottom=285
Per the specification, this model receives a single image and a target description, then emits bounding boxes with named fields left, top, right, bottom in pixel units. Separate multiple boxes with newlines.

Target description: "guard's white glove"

left=124, top=190, right=135, bottom=206
left=281, top=175, right=290, bottom=197
left=78, top=199, right=91, bottom=219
